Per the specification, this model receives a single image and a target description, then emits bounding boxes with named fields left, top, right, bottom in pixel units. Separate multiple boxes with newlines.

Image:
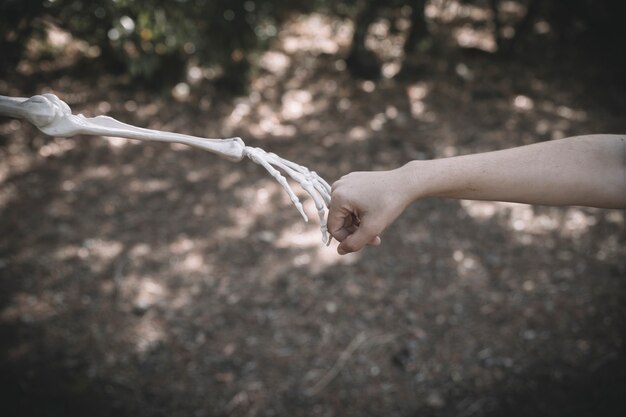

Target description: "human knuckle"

left=331, top=187, right=347, bottom=200
left=342, top=242, right=357, bottom=252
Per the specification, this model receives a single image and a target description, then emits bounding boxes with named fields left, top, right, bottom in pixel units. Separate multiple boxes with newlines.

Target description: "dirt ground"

left=1, top=7, right=625, bottom=417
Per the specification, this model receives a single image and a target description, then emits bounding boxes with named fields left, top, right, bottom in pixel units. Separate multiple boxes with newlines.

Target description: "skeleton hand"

left=244, top=147, right=331, bottom=243
left=0, top=93, right=331, bottom=244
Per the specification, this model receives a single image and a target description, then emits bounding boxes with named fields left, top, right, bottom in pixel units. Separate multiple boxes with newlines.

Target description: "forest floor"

left=1, top=6, right=625, bottom=417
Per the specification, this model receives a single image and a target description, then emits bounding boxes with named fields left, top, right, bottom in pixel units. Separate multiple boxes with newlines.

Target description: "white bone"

left=0, top=93, right=331, bottom=244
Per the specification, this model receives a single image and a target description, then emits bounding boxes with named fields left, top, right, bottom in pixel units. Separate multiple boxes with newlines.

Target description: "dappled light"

left=454, top=25, right=497, bottom=52
left=407, top=81, right=430, bottom=118
left=461, top=201, right=614, bottom=244
left=133, top=313, right=167, bottom=354
left=280, top=13, right=350, bottom=55
left=1, top=1, right=625, bottom=416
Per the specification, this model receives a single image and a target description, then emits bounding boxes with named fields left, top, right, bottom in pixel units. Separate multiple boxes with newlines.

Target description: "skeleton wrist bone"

left=0, top=93, right=331, bottom=244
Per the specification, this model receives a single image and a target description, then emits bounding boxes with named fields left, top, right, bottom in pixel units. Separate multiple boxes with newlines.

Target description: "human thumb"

left=337, top=220, right=380, bottom=255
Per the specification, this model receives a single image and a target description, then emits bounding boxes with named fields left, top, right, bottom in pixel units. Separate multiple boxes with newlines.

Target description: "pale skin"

left=329, top=134, right=626, bottom=255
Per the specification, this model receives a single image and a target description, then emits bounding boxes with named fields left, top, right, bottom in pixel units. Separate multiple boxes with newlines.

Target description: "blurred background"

left=1, top=0, right=625, bottom=416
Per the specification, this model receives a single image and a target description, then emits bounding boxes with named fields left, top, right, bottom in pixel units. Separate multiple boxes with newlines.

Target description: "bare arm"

left=329, top=135, right=626, bottom=255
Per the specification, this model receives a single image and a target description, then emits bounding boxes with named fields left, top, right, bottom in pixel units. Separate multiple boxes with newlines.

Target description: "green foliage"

left=2, top=0, right=308, bottom=86
left=49, top=0, right=279, bottom=84
left=2, top=0, right=624, bottom=86
left=0, top=0, right=47, bottom=72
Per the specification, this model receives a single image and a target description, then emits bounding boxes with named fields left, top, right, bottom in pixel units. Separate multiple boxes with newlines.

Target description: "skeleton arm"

left=0, top=93, right=331, bottom=243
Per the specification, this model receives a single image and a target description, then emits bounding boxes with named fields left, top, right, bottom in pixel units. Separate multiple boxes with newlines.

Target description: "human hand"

left=328, top=168, right=414, bottom=255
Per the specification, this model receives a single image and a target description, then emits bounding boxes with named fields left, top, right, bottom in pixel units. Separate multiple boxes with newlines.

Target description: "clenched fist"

left=328, top=167, right=415, bottom=255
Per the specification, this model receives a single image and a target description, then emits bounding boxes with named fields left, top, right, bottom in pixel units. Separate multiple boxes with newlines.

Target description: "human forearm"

left=401, top=135, right=626, bottom=208
left=329, top=134, right=625, bottom=254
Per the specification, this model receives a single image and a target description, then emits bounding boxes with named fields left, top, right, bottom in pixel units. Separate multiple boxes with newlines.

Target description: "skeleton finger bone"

left=0, top=93, right=330, bottom=244
left=271, top=154, right=332, bottom=205
left=274, top=155, right=332, bottom=191
left=261, top=151, right=330, bottom=244
left=244, top=149, right=330, bottom=244
left=243, top=147, right=308, bottom=222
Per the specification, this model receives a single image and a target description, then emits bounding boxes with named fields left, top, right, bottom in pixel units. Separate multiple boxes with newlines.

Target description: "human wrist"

left=399, top=158, right=456, bottom=202
left=393, top=160, right=431, bottom=205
